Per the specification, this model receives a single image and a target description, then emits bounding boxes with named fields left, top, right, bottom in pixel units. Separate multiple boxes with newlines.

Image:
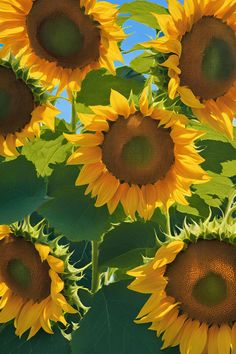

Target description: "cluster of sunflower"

left=0, top=0, right=235, bottom=353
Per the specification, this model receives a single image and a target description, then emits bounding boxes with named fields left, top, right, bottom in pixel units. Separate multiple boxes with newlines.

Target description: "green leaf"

left=174, top=123, right=236, bottom=222
left=22, top=135, right=72, bottom=177
left=151, top=208, right=168, bottom=230
left=119, top=1, right=168, bottom=28
left=76, top=67, right=145, bottom=106
left=130, top=52, right=155, bottom=73
left=0, top=324, right=71, bottom=354
left=193, top=173, right=234, bottom=208
left=199, top=139, right=236, bottom=176
left=176, top=194, right=210, bottom=219
left=99, top=221, right=158, bottom=270
left=116, top=15, right=130, bottom=26
left=124, top=43, right=147, bottom=53
left=222, top=160, right=236, bottom=178
left=71, top=281, right=179, bottom=354
left=0, top=156, right=47, bottom=224
left=173, top=174, right=234, bottom=227
left=38, top=165, right=125, bottom=241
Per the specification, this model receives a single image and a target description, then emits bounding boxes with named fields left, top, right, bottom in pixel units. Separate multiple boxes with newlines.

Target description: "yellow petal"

left=179, top=320, right=200, bottom=354
left=178, top=86, right=204, bottom=108
left=28, top=319, right=42, bottom=339
left=188, top=322, right=208, bottom=354
left=0, top=295, right=23, bottom=323
left=95, top=173, right=120, bottom=207
left=171, top=126, right=205, bottom=143
left=150, top=307, right=178, bottom=334
left=107, top=183, right=129, bottom=214
left=3, top=134, right=18, bottom=156
left=54, top=293, right=77, bottom=314
left=153, top=240, right=185, bottom=269
left=47, top=255, right=64, bottom=273
left=128, top=269, right=166, bottom=294
left=0, top=225, right=10, bottom=239
left=136, top=292, right=163, bottom=319
left=161, top=54, right=181, bottom=74
left=32, top=104, right=59, bottom=131
left=15, top=300, right=44, bottom=337
left=40, top=301, right=53, bottom=334
left=0, top=289, right=10, bottom=310
left=86, top=118, right=109, bottom=132
left=77, top=113, right=95, bottom=126
left=64, top=132, right=103, bottom=147
left=152, top=13, right=178, bottom=36
left=139, top=87, right=153, bottom=116
left=168, top=0, right=186, bottom=30
left=91, top=105, right=117, bottom=121
left=175, top=159, right=209, bottom=181
left=75, top=162, right=104, bottom=186
left=208, top=325, right=219, bottom=354
left=0, top=283, right=8, bottom=297
left=35, top=243, right=51, bottom=262
left=137, top=298, right=177, bottom=324
left=110, top=90, right=130, bottom=118
left=142, top=37, right=182, bottom=56
left=161, top=313, right=188, bottom=349
left=121, top=185, right=140, bottom=219
left=231, top=322, right=236, bottom=354
left=217, top=324, right=231, bottom=354
left=67, top=147, right=102, bottom=165
left=49, top=270, right=64, bottom=296
left=153, top=301, right=179, bottom=321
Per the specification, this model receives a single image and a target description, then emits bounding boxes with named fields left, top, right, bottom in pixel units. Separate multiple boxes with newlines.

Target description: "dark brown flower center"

left=179, top=16, right=236, bottom=100
left=0, top=67, right=34, bottom=135
left=26, top=0, right=101, bottom=69
left=102, top=112, right=175, bottom=185
left=0, top=236, right=51, bottom=302
left=165, top=240, right=236, bottom=324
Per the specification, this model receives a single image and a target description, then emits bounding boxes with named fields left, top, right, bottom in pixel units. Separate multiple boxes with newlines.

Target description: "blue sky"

left=57, top=0, right=168, bottom=122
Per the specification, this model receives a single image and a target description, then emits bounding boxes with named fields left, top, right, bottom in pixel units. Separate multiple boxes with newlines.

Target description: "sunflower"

left=142, top=0, right=236, bottom=139
left=0, top=56, right=59, bottom=157
left=0, top=0, right=125, bottom=93
left=0, top=218, right=82, bottom=339
left=128, top=202, right=236, bottom=354
left=65, top=88, right=210, bottom=220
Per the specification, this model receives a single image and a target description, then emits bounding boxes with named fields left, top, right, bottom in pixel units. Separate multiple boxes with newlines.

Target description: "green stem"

left=71, top=96, right=77, bottom=132
left=91, top=240, right=100, bottom=294
left=225, top=205, right=236, bottom=224
left=222, top=190, right=236, bottom=225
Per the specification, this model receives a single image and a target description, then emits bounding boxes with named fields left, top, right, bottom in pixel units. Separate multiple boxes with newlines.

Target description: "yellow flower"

left=0, top=220, right=79, bottom=339
left=65, top=88, right=209, bottom=220
left=143, top=0, right=236, bottom=139
left=0, top=0, right=125, bottom=93
left=128, top=211, right=236, bottom=354
left=0, top=58, right=59, bottom=157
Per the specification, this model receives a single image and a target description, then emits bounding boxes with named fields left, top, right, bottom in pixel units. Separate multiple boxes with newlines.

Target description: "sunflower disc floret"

left=128, top=200, right=236, bottom=354
left=65, top=88, right=210, bottom=220
left=0, top=218, right=83, bottom=339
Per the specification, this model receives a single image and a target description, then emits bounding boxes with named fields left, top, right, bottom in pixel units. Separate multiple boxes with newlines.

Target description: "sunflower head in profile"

left=142, top=0, right=236, bottom=139
left=128, top=195, right=236, bottom=354
left=65, top=88, right=210, bottom=220
left=0, top=218, right=84, bottom=339
left=0, top=0, right=126, bottom=93
left=0, top=56, right=59, bottom=157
